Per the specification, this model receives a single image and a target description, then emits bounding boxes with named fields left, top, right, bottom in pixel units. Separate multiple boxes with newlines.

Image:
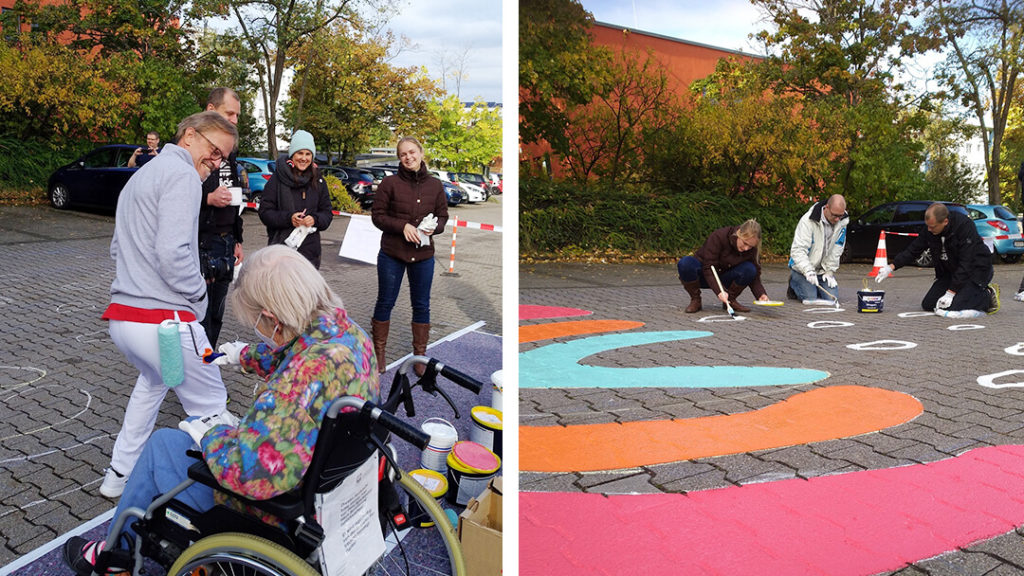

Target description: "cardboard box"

left=458, top=476, right=502, bottom=575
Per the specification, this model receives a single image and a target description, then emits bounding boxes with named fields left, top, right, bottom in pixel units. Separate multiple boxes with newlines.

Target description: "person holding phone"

left=127, top=131, right=161, bottom=168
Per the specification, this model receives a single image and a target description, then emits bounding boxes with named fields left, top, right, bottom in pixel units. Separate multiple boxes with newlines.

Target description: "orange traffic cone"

left=868, top=231, right=892, bottom=277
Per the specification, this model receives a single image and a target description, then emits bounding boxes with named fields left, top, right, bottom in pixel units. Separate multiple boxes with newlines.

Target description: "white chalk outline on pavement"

left=0, top=322, right=490, bottom=576
left=697, top=315, right=747, bottom=322
left=804, top=307, right=845, bottom=314
left=0, top=388, right=94, bottom=442
left=846, top=340, right=917, bottom=351
left=75, top=330, right=108, bottom=344
left=56, top=302, right=98, bottom=314
left=0, top=365, right=45, bottom=392
left=948, top=324, right=984, bottom=331
left=1004, top=343, right=1024, bottom=356
left=807, top=321, right=854, bottom=329
left=978, top=370, right=1024, bottom=389
left=898, top=311, right=935, bottom=318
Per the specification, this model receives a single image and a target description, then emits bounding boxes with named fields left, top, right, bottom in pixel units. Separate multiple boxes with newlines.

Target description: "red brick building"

left=521, top=21, right=763, bottom=179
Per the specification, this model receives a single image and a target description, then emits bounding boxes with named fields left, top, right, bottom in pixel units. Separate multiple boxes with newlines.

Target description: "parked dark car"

left=322, top=165, right=374, bottom=207
left=437, top=177, right=466, bottom=206
left=47, top=144, right=141, bottom=210
left=841, top=200, right=968, bottom=267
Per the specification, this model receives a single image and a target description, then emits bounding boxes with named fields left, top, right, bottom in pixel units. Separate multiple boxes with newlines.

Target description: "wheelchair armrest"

left=186, top=461, right=306, bottom=520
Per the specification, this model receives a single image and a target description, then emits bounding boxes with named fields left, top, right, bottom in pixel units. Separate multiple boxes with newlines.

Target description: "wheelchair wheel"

left=397, top=470, right=466, bottom=575
left=167, top=532, right=320, bottom=576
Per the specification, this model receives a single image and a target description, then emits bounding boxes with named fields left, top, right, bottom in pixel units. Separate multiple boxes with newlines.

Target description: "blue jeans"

left=677, top=256, right=756, bottom=289
left=789, top=269, right=832, bottom=301
left=373, top=251, right=434, bottom=323
left=109, top=428, right=215, bottom=543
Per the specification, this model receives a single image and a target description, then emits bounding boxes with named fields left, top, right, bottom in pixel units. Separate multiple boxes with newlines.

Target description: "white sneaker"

left=1015, top=290, right=1024, bottom=302
left=99, top=467, right=127, bottom=498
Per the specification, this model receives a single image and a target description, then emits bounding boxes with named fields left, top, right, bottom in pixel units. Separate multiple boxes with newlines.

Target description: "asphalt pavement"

left=0, top=198, right=503, bottom=570
left=520, top=258, right=1024, bottom=575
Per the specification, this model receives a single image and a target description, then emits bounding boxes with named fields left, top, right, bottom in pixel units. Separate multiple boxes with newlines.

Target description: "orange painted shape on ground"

left=518, top=320, right=645, bottom=343
left=520, top=385, right=923, bottom=472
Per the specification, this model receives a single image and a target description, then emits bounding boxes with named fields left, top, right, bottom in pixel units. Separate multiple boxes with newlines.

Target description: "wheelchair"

left=89, top=356, right=483, bottom=576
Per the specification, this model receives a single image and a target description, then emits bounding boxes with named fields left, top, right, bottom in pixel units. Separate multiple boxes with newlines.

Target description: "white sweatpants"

left=108, top=319, right=227, bottom=476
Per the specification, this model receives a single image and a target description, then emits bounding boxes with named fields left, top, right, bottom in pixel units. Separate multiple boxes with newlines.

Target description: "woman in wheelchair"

left=63, top=245, right=381, bottom=575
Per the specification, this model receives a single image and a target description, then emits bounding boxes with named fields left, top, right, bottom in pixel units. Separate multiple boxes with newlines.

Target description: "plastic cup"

left=420, top=417, right=458, bottom=473
left=228, top=187, right=243, bottom=206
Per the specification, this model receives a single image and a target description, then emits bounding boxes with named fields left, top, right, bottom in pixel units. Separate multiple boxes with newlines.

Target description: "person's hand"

left=758, top=294, right=770, bottom=302
left=717, top=291, right=730, bottom=304
left=804, top=271, right=819, bottom=286
left=874, top=264, right=893, bottom=283
left=212, top=341, right=248, bottom=365
left=403, top=223, right=422, bottom=244
left=132, top=147, right=142, bottom=157
left=290, top=210, right=307, bottom=228
left=823, top=273, right=837, bottom=289
left=302, top=215, right=315, bottom=227
left=234, top=242, right=244, bottom=266
left=208, top=186, right=232, bottom=208
left=936, top=290, right=955, bottom=310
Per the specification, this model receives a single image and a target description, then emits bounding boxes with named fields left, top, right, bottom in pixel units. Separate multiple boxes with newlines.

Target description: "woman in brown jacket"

left=677, top=219, right=771, bottom=313
left=370, top=137, right=449, bottom=373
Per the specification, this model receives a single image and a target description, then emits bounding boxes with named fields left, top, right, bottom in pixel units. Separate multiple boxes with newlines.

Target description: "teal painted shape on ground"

left=519, top=331, right=829, bottom=389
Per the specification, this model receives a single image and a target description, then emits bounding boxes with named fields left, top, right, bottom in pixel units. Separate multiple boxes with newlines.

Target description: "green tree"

left=192, top=0, right=390, bottom=158
left=519, top=0, right=612, bottom=158
left=424, top=95, right=501, bottom=173
left=919, top=110, right=983, bottom=205
left=282, top=22, right=441, bottom=163
left=927, top=0, right=1024, bottom=205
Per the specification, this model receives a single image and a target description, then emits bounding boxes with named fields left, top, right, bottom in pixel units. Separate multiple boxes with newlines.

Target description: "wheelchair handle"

left=399, top=355, right=484, bottom=394
left=327, top=397, right=430, bottom=450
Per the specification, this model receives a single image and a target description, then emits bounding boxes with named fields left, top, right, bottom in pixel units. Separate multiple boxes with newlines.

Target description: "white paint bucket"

left=490, top=369, right=503, bottom=411
left=420, top=418, right=458, bottom=473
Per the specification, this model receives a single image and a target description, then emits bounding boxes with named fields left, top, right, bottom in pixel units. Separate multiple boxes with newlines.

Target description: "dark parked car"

left=438, top=177, right=466, bottom=206
left=322, top=165, right=374, bottom=207
left=841, top=200, right=968, bottom=267
left=47, top=144, right=141, bottom=210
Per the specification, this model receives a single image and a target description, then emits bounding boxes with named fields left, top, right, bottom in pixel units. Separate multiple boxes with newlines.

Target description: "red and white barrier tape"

left=883, top=231, right=919, bottom=237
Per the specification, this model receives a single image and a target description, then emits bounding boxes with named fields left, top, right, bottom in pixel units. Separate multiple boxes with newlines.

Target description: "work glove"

left=804, top=271, right=819, bottom=287
left=874, top=264, right=893, bottom=283
left=212, top=341, right=248, bottom=366
left=417, top=213, right=438, bottom=247
left=285, top=226, right=317, bottom=249
left=822, top=273, right=837, bottom=289
left=936, top=290, right=955, bottom=310
left=178, top=411, right=240, bottom=447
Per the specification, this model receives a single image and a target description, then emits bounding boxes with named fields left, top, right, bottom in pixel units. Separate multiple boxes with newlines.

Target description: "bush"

left=324, top=174, right=363, bottom=214
left=520, top=177, right=807, bottom=262
left=0, top=138, right=90, bottom=201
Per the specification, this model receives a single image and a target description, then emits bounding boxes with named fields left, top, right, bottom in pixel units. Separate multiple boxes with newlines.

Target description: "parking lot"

left=0, top=197, right=502, bottom=569
left=521, top=259, right=1024, bottom=575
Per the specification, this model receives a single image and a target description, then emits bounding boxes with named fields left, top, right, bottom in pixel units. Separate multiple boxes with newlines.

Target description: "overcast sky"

left=380, top=0, right=503, bottom=103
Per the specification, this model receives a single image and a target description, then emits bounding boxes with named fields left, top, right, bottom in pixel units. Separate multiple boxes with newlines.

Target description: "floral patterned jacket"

left=201, top=307, right=379, bottom=501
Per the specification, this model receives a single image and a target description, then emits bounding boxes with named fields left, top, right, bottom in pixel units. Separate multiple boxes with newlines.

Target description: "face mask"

left=253, top=315, right=279, bottom=348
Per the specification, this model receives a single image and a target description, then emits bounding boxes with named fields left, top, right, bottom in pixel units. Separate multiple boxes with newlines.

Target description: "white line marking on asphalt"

left=0, top=509, right=114, bottom=576
left=898, top=311, right=934, bottom=318
left=978, top=370, right=1024, bottom=389
left=0, top=388, right=92, bottom=442
left=75, top=330, right=108, bottom=344
left=846, top=340, right=917, bottom=351
left=948, top=324, right=984, bottom=331
left=0, top=365, right=45, bottom=392
left=804, top=307, right=846, bottom=314
left=1004, top=343, right=1024, bottom=356
left=697, top=315, right=746, bottom=322
left=807, top=321, right=854, bottom=328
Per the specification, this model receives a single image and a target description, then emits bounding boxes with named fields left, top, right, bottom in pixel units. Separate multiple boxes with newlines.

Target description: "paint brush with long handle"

left=710, top=265, right=735, bottom=318
left=819, top=284, right=840, bottom=309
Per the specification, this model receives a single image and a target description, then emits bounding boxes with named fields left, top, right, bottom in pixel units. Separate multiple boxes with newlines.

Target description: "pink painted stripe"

left=519, top=305, right=593, bottom=320
left=520, top=445, right=1024, bottom=576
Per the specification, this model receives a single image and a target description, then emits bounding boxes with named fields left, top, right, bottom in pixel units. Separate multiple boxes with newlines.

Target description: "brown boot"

left=724, top=282, right=751, bottom=313
left=371, top=319, right=389, bottom=374
left=682, top=280, right=702, bottom=313
left=412, top=322, right=430, bottom=376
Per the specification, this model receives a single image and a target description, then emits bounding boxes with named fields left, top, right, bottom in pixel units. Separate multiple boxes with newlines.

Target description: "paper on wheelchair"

left=317, top=456, right=384, bottom=576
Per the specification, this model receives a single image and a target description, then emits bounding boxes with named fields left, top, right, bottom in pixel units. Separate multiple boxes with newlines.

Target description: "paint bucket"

left=857, top=290, right=885, bottom=313
left=490, top=369, right=503, bottom=411
left=469, top=406, right=503, bottom=459
left=420, top=418, right=458, bottom=473
left=406, top=468, right=448, bottom=528
left=445, top=441, right=501, bottom=506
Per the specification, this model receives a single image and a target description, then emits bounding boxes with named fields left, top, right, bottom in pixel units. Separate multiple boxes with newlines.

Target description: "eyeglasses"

left=195, top=130, right=224, bottom=160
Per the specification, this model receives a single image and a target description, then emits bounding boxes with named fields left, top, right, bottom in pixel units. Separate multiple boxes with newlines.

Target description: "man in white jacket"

left=788, top=195, right=849, bottom=303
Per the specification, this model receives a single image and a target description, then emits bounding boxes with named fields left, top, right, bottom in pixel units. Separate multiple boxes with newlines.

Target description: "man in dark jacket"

left=875, top=203, right=997, bottom=313
left=198, top=87, right=245, bottom=346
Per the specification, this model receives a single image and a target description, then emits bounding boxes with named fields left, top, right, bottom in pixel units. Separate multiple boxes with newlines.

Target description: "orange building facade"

left=521, top=21, right=763, bottom=179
